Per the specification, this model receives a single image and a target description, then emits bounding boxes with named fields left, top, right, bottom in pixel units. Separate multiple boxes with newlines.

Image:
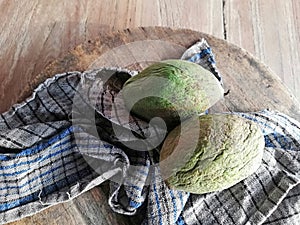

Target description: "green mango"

left=121, top=60, right=224, bottom=129
left=159, top=114, right=265, bottom=194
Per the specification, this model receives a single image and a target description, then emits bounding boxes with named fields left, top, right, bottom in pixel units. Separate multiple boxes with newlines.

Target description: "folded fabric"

left=0, top=40, right=299, bottom=225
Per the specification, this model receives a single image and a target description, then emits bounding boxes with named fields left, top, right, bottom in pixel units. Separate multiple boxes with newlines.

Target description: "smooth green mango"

left=121, top=60, right=224, bottom=129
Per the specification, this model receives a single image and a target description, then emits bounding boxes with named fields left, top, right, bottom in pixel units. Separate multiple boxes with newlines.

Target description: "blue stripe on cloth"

left=0, top=136, right=115, bottom=177
left=188, top=54, right=200, bottom=63
left=178, top=191, right=184, bottom=210
left=0, top=126, right=74, bottom=161
left=187, top=47, right=215, bottom=64
left=51, top=138, right=75, bottom=149
left=152, top=182, right=163, bottom=225
left=126, top=189, right=143, bottom=200
left=264, top=136, right=273, bottom=147
left=0, top=166, right=92, bottom=212
left=176, top=215, right=186, bottom=225
left=275, top=132, right=289, bottom=146
left=129, top=200, right=142, bottom=208
left=169, top=189, right=177, bottom=223
left=0, top=144, right=76, bottom=173
left=0, top=135, right=118, bottom=193
left=264, top=134, right=291, bottom=149
left=208, top=56, right=215, bottom=64
left=0, top=140, right=111, bottom=177
left=0, top=193, right=36, bottom=212
left=125, top=183, right=143, bottom=191
left=0, top=168, right=31, bottom=177
left=0, top=155, right=84, bottom=192
left=270, top=132, right=283, bottom=147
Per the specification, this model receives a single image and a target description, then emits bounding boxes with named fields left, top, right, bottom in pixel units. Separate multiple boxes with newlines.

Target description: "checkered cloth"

left=0, top=40, right=300, bottom=225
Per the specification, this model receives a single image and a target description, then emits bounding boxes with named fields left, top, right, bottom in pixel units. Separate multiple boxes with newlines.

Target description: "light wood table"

left=0, top=1, right=299, bottom=224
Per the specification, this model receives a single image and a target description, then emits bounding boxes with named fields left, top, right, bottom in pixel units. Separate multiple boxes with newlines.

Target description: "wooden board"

left=7, top=27, right=300, bottom=225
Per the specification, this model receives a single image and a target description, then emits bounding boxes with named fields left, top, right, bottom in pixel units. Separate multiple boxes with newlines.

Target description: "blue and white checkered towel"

left=0, top=40, right=300, bottom=225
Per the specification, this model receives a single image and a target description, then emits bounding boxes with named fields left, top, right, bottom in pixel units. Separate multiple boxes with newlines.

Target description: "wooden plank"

left=224, top=0, right=300, bottom=101
left=5, top=26, right=300, bottom=225
left=0, top=0, right=223, bottom=113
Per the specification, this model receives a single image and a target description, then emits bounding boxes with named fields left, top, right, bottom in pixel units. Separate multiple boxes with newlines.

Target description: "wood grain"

left=224, top=0, right=300, bottom=101
left=0, top=0, right=223, bottom=113
left=6, top=27, right=300, bottom=225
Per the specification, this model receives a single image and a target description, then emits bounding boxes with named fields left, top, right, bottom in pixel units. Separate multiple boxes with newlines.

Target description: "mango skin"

left=159, top=114, right=265, bottom=194
left=121, top=60, right=224, bottom=129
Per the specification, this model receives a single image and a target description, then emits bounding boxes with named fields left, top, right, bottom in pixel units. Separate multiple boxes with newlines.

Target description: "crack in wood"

left=222, top=0, right=227, bottom=40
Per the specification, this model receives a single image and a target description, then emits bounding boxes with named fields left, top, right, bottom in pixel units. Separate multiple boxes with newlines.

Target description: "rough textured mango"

left=159, top=114, right=265, bottom=194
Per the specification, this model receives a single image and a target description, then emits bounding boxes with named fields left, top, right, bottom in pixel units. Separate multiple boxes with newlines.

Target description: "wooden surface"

left=0, top=1, right=299, bottom=224
left=6, top=26, right=300, bottom=225
left=0, top=0, right=300, bottom=113
left=224, top=0, right=300, bottom=102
